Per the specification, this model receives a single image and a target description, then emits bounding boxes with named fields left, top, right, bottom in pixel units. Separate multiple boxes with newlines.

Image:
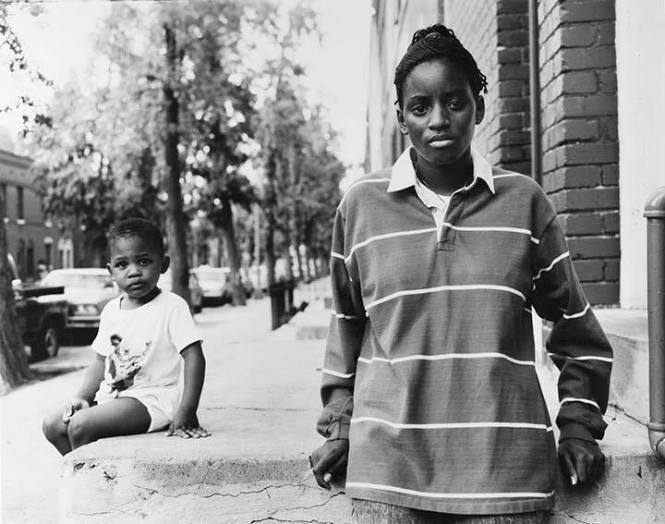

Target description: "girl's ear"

left=161, top=256, right=170, bottom=274
left=475, top=96, right=485, bottom=125
left=396, top=106, right=409, bottom=135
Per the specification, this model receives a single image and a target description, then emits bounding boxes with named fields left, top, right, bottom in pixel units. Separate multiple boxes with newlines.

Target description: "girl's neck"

left=413, top=149, right=474, bottom=196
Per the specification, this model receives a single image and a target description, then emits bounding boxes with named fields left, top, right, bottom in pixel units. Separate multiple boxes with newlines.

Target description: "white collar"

left=387, top=146, right=495, bottom=195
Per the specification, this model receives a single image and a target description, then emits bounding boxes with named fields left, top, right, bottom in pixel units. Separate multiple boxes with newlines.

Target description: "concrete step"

left=595, top=309, right=649, bottom=425
left=293, top=300, right=332, bottom=340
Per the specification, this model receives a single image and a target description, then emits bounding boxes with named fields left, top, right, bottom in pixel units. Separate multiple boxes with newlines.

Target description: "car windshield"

left=43, top=273, right=112, bottom=289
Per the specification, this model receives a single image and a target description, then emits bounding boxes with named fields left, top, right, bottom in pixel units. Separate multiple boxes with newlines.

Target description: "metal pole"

left=645, top=186, right=665, bottom=461
left=528, top=0, right=542, bottom=186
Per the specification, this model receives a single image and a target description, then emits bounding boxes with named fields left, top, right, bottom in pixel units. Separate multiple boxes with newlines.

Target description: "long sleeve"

left=316, top=208, right=367, bottom=441
left=531, top=214, right=613, bottom=443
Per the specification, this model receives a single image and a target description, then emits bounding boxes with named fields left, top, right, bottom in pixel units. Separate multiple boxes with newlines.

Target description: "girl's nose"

left=428, top=104, right=449, bottom=129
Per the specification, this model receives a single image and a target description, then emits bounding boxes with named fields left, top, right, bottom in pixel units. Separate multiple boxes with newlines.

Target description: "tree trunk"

left=219, top=196, right=246, bottom=306
left=264, top=151, right=277, bottom=289
left=303, top=243, right=312, bottom=282
left=0, top=193, right=31, bottom=394
left=163, top=23, right=190, bottom=306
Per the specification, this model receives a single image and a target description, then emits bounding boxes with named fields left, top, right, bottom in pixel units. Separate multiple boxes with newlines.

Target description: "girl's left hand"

left=167, top=410, right=210, bottom=439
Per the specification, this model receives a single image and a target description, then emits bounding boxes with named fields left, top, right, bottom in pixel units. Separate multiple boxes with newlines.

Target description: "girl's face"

left=397, top=58, right=484, bottom=169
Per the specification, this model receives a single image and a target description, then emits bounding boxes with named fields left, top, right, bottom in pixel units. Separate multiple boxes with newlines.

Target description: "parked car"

left=8, top=255, right=68, bottom=361
left=40, top=268, right=119, bottom=334
left=191, top=266, right=232, bottom=306
left=158, top=269, right=203, bottom=313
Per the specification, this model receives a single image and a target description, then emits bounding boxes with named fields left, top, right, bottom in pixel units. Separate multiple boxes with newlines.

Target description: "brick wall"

left=539, top=0, right=619, bottom=304
left=444, top=0, right=531, bottom=174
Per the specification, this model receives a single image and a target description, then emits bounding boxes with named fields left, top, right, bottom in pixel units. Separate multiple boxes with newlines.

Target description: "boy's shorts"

left=95, top=386, right=181, bottom=432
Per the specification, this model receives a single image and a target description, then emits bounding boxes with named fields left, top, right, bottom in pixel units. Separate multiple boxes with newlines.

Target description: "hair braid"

left=394, top=24, right=488, bottom=107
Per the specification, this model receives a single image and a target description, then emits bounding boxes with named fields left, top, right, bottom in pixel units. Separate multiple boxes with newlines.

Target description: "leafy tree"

left=0, top=2, right=50, bottom=392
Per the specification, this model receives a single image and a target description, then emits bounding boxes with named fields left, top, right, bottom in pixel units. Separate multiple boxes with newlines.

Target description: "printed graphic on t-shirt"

left=105, top=334, right=151, bottom=393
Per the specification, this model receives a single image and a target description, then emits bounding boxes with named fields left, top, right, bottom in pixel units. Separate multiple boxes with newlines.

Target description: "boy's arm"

left=168, top=341, right=209, bottom=438
left=63, top=353, right=105, bottom=422
left=75, top=353, right=105, bottom=403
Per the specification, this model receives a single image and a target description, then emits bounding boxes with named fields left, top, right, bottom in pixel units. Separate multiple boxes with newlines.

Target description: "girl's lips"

left=428, top=138, right=455, bottom=148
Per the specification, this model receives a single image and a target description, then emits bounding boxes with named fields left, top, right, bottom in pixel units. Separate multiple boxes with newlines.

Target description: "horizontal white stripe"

left=346, top=228, right=436, bottom=262
left=332, top=311, right=361, bottom=320
left=441, top=222, right=532, bottom=237
left=547, top=353, right=613, bottom=364
left=330, top=252, right=345, bottom=260
left=493, top=173, right=531, bottom=180
left=562, top=303, right=590, bottom=319
left=523, top=307, right=532, bottom=314
left=351, top=417, right=552, bottom=432
left=338, top=178, right=390, bottom=207
left=322, top=368, right=355, bottom=379
left=357, top=352, right=534, bottom=367
left=347, top=482, right=555, bottom=500
left=530, top=236, right=540, bottom=245
left=561, top=397, right=600, bottom=410
left=533, top=251, right=570, bottom=281
left=366, top=284, right=526, bottom=310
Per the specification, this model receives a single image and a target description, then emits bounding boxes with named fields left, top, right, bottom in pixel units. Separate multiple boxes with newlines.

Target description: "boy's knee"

left=42, top=411, right=65, bottom=442
left=67, top=412, right=96, bottom=447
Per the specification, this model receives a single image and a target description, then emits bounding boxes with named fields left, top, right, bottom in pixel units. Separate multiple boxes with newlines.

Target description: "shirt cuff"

left=326, top=419, right=350, bottom=440
left=559, top=423, right=597, bottom=444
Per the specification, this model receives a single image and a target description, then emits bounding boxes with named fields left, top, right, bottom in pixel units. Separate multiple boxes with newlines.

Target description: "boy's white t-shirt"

left=91, top=290, right=201, bottom=398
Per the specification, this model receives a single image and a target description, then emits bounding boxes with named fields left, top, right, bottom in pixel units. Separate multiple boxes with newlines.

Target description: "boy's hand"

left=62, top=398, right=90, bottom=423
left=310, top=439, right=349, bottom=490
left=558, top=438, right=605, bottom=486
left=166, top=409, right=210, bottom=439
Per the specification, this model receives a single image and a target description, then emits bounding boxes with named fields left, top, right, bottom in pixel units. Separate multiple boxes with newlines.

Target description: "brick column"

left=539, top=0, right=619, bottom=305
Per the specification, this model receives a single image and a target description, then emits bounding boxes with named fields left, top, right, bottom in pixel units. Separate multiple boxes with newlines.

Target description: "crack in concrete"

left=247, top=491, right=345, bottom=524
left=550, top=512, right=602, bottom=524
left=131, top=481, right=307, bottom=499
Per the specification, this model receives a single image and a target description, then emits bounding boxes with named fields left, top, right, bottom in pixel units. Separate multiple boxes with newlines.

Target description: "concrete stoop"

left=60, top=455, right=351, bottom=523
left=551, top=411, right=665, bottom=523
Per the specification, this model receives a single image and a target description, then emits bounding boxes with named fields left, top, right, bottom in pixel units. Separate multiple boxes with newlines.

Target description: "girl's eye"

left=411, top=104, right=428, bottom=115
left=139, top=259, right=152, bottom=266
left=448, top=99, right=466, bottom=110
left=115, top=262, right=127, bottom=269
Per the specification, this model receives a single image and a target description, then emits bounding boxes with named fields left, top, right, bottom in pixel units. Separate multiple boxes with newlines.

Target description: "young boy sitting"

left=43, top=218, right=209, bottom=455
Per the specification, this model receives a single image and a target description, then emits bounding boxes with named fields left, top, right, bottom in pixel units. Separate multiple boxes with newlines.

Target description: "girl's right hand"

left=62, top=398, right=90, bottom=423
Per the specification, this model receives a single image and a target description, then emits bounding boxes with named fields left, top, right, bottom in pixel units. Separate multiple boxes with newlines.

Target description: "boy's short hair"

left=108, top=218, right=165, bottom=257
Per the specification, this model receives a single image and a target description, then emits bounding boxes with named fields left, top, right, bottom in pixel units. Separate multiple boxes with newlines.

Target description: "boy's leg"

left=67, top=398, right=150, bottom=450
left=42, top=407, right=73, bottom=456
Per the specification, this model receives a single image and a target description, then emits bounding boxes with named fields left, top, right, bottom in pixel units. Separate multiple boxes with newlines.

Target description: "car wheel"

left=30, top=321, right=61, bottom=361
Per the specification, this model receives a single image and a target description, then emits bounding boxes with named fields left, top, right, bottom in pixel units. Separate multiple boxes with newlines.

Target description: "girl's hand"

left=62, top=398, right=90, bottom=423
left=166, top=409, right=210, bottom=439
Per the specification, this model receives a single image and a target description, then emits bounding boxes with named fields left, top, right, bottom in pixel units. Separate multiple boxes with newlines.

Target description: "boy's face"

left=396, top=58, right=484, bottom=169
left=107, top=235, right=169, bottom=304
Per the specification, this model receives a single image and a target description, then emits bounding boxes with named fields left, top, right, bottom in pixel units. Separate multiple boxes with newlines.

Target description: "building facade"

left=1, top=148, right=66, bottom=282
left=365, top=0, right=664, bottom=308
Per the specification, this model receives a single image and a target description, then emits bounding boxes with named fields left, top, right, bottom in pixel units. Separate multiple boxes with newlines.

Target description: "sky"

left=0, top=0, right=373, bottom=171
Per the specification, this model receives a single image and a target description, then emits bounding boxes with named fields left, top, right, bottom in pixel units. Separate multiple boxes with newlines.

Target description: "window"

left=1, top=183, right=6, bottom=217
left=16, top=186, right=24, bottom=220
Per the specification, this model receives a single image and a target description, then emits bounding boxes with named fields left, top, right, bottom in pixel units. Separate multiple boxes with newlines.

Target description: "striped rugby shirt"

left=317, top=148, right=613, bottom=515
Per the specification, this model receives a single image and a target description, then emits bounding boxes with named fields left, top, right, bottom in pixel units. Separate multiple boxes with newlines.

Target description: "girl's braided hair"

left=394, top=24, right=488, bottom=107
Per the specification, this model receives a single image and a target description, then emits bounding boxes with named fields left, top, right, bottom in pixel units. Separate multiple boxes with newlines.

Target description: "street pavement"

left=1, top=286, right=332, bottom=524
